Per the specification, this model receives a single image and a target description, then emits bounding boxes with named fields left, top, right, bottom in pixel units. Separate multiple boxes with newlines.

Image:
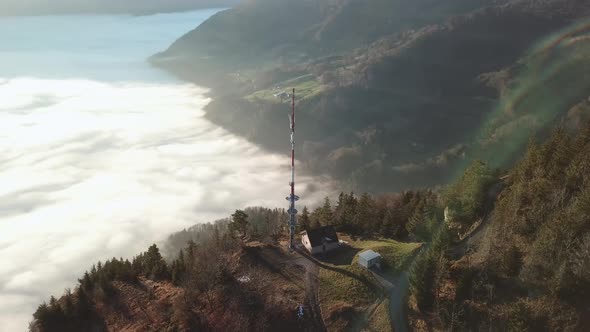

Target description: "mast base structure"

left=286, top=194, right=299, bottom=250
left=287, top=88, right=298, bottom=250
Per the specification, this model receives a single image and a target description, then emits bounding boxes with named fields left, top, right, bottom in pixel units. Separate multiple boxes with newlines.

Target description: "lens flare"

left=457, top=18, right=590, bottom=177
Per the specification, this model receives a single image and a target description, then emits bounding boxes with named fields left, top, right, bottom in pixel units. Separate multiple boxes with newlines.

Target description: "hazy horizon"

left=0, top=0, right=239, bottom=16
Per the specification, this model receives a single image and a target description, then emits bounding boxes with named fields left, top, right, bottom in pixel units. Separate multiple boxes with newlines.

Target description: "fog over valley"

left=5, top=1, right=590, bottom=331
left=0, top=10, right=333, bottom=331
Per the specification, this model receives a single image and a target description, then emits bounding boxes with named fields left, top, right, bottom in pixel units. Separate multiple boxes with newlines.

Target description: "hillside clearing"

left=246, top=75, right=324, bottom=102
left=317, top=235, right=421, bottom=331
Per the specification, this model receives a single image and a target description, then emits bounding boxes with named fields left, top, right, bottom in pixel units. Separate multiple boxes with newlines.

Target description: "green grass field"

left=350, top=238, right=422, bottom=276
left=365, top=298, right=392, bottom=332
left=319, top=263, right=379, bottom=310
left=317, top=235, right=421, bottom=330
left=245, top=75, right=324, bottom=103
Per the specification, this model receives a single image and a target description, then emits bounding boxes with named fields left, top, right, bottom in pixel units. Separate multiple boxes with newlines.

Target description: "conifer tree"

left=74, top=287, right=92, bottom=320
left=186, top=240, right=197, bottom=261
left=574, top=119, right=590, bottom=152
left=517, top=138, right=541, bottom=183
left=339, top=192, right=358, bottom=232
left=32, top=302, right=50, bottom=331
left=63, top=288, right=74, bottom=318
left=309, top=207, right=322, bottom=229
left=355, top=193, right=376, bottom=234
left=546, top=127, right=572, bottom=180
left=79, top=272, right=92, bottom=292
left=213, top=225, right=221, bottom=248
left=230, top=209, right=250, bottom=240
left=319, top=197, right=334, bottom=226
left=300, top=206, right=310, bottom=229
left=171, top=249, right=186, bottom=285
left=334, top=192, right=346, bottom=228
left=49, top=296, right=58, bottom=307
left=144, top=244, right=169, bottom=281
left=380, top=208, right=398, bottom=238
left=409, top=250, right=437, bottom=311
left=406, top=205, right=424, bottom=236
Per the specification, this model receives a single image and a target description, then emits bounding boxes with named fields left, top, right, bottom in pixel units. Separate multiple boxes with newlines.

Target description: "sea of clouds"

left=0, top=77, right=333, bottom=331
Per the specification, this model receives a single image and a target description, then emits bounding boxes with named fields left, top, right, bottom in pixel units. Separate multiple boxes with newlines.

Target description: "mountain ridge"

left=152, top=0, right=590, bottom=192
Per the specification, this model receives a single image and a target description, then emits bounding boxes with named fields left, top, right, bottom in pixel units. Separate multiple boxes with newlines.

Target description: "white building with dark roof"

left=300, top=226, right=339, bottom=255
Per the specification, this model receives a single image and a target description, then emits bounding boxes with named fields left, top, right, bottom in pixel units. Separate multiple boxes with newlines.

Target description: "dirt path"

left=389, top=272, right=410, bottom=332
left=449, top=211, right=493, bottom=259
left=371, top=270, right=410, bottom=332
left=292, top=246, right=327, bottom=332
left=243, top=244, right=326, bottom=331
left=349, top=292, right=387, bottom=332
left=449, top=181, right=503, bottom=259
left=304, top=262, right=326, bottom=332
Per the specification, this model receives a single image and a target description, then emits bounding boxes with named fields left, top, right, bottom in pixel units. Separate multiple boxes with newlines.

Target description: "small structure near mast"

left=286, top=88, right=299, bottom=249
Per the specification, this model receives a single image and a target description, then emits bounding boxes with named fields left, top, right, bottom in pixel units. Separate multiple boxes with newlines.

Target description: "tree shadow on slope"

left=295, top=246, right=377, bottom=292
left=321, top=245, right=361, bottom=266
left=242, top=245, right=305, bottom=291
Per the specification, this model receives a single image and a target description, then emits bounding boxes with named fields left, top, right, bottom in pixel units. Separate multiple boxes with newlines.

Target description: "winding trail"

left=390, top=273, right=410, bottom=332
left=449, top=181, right=504, bottom=259
left=292, top=246, right=327, bottom=332
left=370, top=270, right=410, bottom=332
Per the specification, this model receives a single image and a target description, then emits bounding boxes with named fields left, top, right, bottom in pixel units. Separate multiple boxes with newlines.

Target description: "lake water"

left=0, top=10, right=332, bottom=331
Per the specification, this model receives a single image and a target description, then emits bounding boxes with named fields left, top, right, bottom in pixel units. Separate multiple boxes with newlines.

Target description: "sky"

left=0, top=0, right=239, bottom=15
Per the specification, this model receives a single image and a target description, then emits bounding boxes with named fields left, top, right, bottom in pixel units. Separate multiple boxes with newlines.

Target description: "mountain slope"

left=31, top=122, right=590, bottom=330
left=162, top=0, right=499, bottom=60
left=407, top=123, right=590, bottom=331
left=152, top=0, right=590, bottom=192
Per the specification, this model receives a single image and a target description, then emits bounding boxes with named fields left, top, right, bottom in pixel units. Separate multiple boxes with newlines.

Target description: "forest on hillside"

left=29, top=122, right=590, bottom=331
left=29, top=187, right=446, bottom=331
left=406, top=124, right=590, bottom=331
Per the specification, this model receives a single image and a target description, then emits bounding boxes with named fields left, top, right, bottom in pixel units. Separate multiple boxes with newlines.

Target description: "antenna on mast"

left=286, top=88, right=298, bottom=250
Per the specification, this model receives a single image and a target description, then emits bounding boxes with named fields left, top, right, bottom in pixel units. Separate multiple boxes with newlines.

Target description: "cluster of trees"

left=301, top=190, right=439, bottom=240
left=164, top=207, right=286, bottom=257
left=35, top=122, right=590, bottom=331
left=407, top=125, right=590, bottom=331
left=31, top=244, right=171, bottom=331
left=241, top=207, right=286, bottom=242
left=403, top=161, right=499, bottom=328
left=491, top=126, right=590, bottom=298
left=31, top=207, right=289, bottom=332
left=30, top=289, right=96, bottom=332
left=409, top=227, right=451, bottom=312
left=164, top=221, right=230, bottom=259
left=147, top=212, right=294, bottom=330
left=442, top=160, right=497, bottom=237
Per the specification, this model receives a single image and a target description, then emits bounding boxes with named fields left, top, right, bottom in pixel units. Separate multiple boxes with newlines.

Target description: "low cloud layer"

left=0, top=78, right=334, bottom=330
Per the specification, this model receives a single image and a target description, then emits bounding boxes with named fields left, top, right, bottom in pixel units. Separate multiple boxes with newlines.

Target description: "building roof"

left=304, top=225, right=339, bottom=247
left=359, top=250, right=381, bottom=261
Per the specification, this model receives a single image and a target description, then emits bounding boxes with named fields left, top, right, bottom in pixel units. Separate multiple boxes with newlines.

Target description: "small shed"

left=358, top=250, right=382, bottom=270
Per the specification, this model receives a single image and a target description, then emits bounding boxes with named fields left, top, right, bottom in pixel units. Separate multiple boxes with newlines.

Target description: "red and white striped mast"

left=286, top=88, right=298, bottom=249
